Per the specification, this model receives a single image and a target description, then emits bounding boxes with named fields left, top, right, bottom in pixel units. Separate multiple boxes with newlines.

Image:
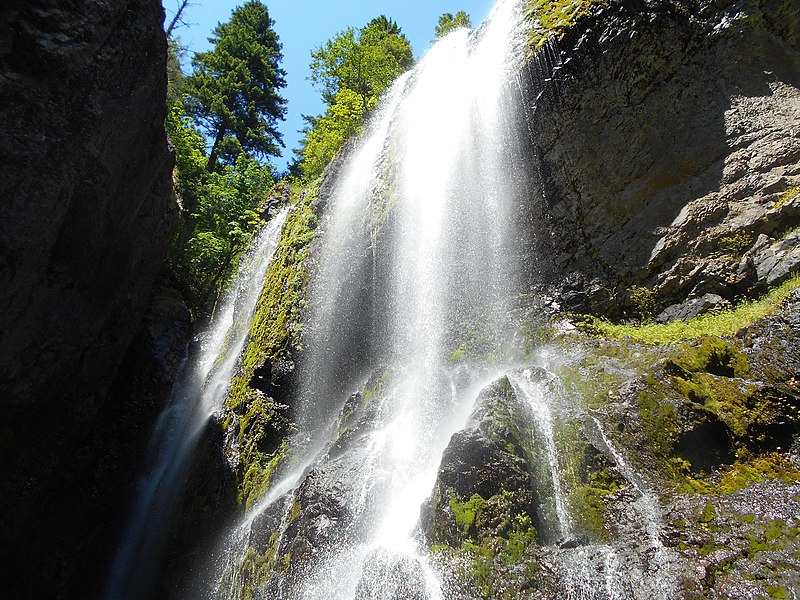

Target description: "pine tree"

left=185, top=1, right=287, bottom=173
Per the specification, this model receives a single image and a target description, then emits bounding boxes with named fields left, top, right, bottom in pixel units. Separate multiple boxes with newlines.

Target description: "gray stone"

left=656, top=293, right=726, bottom=323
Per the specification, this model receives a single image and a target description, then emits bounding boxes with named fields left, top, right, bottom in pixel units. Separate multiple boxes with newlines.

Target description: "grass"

left=578, top=274, right=800, bottom=344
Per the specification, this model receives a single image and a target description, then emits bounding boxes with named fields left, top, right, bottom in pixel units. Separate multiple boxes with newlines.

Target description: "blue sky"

left=169, top=0, right=495, bottom=171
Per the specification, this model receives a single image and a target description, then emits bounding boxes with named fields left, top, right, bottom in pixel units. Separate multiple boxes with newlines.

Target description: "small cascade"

left=590, top=416, right=664, bottom=549
left=509, top=369, right=573, bottom=538
left=102, top=208, right=289, bottom=600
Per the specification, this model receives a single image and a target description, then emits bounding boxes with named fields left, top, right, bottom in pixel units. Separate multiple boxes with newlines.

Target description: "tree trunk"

left=206, top=127, right=225, bottom=173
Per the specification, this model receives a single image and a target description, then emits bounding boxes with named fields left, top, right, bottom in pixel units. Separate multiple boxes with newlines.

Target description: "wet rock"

left=656, top=293, right=727, bottom=323
left=557, top=535, right=589, bottom=550
left=673, top=400, right=735, bottom=473
left=422, top=376, right=544, bottom=547
left=520, top=0, right=800, bottom=318
left=752, top=230, right=800, bottom=288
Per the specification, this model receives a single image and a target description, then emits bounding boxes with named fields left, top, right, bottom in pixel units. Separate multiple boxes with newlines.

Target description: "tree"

left=166, top=103, right=275, bottom=312
left=165, top=0, right=192, bottom=37
left=184, top=1, right=287, bottom=173
left=435, top=11, right=472, bottom=38
left=309, top=16, right=412, bottom=113
left=295, top=16, right=412, bottom=179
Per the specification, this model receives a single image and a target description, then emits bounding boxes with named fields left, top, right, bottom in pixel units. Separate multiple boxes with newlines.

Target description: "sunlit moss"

left=577, top=274, right=800, bottom=344
left=717, top=454, right=800, bottom=495
left=525, top=0, right=606, bottom=53
left=224, top=180, right=321, bottom=510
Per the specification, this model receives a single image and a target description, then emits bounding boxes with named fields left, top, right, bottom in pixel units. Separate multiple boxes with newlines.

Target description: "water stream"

left=102, top=207, right=289, bottom=600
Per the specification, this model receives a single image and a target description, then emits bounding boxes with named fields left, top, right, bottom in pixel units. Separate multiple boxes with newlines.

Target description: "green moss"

left=717, top=454, right=800, bottom=494
left=577, top=274, right=800, bottom=344
left=710, top=231, right=755, bottom=259
left=450, top=493, right=488, bottom=534
left=289, top=500, right=300, bottom=523
left=775, top=185, right=799, bottom=210
left=225, top=180, right=320, bottom=509
left=446, top=312, right=496, bottom=364
left=767, top=586, right=788, bottom=599
left=552, top=418, right=623, bottom=541
left=699, top=502, right=717, bottom=525
left=443, top=490, right=539, bottom=598
left=361, top=368, right=390, bottom=405
left=222, top=528, right=285, bottom=600
left=241, top=439, right=289, bottom=511
left=524, top=0, right=606, bottom=53
left=637, top=385, right=679, bottom=473
left=666, top=337, right=751, bottom=380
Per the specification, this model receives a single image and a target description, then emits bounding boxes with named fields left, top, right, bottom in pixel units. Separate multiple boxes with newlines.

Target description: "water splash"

left=510, top=369, right=573, bottom=538
left=102, top=208, right=289, bottom=600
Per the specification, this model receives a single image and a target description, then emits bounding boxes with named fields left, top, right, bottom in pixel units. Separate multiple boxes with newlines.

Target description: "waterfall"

left=101, top=207, right=289, bottom=600
left=197, top=0, right=684, bottom=598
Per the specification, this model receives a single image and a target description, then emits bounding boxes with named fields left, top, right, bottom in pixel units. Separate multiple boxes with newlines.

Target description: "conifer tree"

left=185, top=1, right=287, bottom=173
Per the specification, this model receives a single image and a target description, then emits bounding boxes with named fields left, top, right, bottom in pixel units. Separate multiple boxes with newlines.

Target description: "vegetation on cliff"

left=292, top=16, right=413, bottom=180
left=524, top=0, right=606, bottom=52
left=223, top=181, right=320, bottom=510
left=575, top=274, right=800, bottom=344
left=164, top=1, right=287, bottom=318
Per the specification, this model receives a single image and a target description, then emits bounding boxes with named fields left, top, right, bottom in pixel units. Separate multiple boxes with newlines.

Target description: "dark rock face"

left=520, top=0, right=800, bottom=318
left=422, top=376, right=544, bottom=547
left=0, top=1, right=175, bottom=597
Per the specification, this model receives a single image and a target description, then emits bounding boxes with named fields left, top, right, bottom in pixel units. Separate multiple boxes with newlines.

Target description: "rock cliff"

left=0, top=1, right=176, bottom=597
left=520, top=0, right=800, bottom=319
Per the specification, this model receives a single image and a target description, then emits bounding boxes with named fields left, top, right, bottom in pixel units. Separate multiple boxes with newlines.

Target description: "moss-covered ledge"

left=524, top=0, right=607, bottom=53
left=222, top=179, right=321, bottom=511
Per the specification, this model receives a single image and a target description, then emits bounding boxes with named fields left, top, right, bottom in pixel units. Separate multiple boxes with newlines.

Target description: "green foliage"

left=166, top=102, right=275, bottom=313
left=775, top=185, right=800, bottom=210
left=629, top=285, right=657, bottom=321
left=309, top=17, right=412, bottom=110
left=435, top=11, right=472, bottom=38
left=296, top=88, right=368, bottom=179
left=294, top=16, right=413, bottom=179
left=711, top=231, right=755, bottom=259
left=577, top=273, right=800, bottom=344
left=184, top=0, right=287, bottom=171
left=163, top=3, right=287, bottom=318
left=450, top=493, right=488, bottom=534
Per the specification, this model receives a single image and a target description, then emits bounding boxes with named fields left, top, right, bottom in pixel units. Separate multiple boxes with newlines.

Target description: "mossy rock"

left=223, top=180, right=321, bottom=510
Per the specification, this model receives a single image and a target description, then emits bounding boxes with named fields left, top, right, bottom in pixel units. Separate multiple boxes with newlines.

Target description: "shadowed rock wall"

left=0, top=1, right=176, bottom=597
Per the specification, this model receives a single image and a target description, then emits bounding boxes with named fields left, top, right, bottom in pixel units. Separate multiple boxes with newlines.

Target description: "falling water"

left=102, top=208, right=289, bottom=600
left=202, top=0, right=688, bottom=597
left=510, top=369, right=573, bottom=537
left=291, top=1, right=529, bottom=596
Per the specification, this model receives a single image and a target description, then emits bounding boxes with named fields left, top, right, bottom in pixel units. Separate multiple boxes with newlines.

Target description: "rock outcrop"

left=0, top=1, right=176, bottom=597
left=520, top=0, right=800, bottom=319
